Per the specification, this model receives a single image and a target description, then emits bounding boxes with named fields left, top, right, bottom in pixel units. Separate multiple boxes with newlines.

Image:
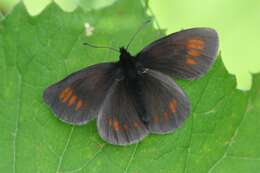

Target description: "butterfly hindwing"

left=97, top=79, right=149, bottom=145
left=43, top=63, right=117, bottom=125
left=137, top=28, right=219, bottom=80
left=138, top=70, right=190, bottom=133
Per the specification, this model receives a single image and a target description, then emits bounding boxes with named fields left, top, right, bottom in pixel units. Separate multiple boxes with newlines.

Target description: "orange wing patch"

left=59, top=87, right=85, bottom=111
left=186, top=58, right=197, bottom=65
left=75, top=100, right=84, bottom=111
left=59, top=87, right=73, bottom=102
left=68, top=95, right=77, bottom=107
left=169, top=99, right=177, bottom=113
left=149, top=99, right=178, bottom=125
left=113, top=120, right=120, bottom=131
left=185, top=37, right=205, bottom=65
left=188, top=49, right=201, bottom=57
left=186, top=38, right=205, bottom=50
left=107, top=118, right=142, bottom=131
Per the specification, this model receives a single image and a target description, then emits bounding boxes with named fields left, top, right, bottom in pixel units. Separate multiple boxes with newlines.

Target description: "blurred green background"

left=1, top=0, right=260, bottom=90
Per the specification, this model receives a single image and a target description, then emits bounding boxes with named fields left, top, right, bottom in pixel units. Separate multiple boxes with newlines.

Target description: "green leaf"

left=0, top=0, right=259, bottom=173
left=0, top=0, right=19, bottom=15
left=78, top=0, right=117, bottom=11
left=0, top=0, right=117, bottom=16
left=148, top=0, right=260, bottom=90
left=0, top=11, right=4, bottom=20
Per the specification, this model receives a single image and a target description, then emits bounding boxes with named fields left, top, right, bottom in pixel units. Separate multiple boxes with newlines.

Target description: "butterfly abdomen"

left=125, top=77, right=149, bottom=125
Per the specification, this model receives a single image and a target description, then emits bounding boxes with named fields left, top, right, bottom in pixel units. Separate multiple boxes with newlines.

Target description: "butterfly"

left=43, top=27, right=219, bottom=145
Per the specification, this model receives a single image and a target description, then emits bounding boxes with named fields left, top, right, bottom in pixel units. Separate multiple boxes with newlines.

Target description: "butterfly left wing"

left=97, top=79, right=149, bottom=145
left=43, top=63, right=117, bottom=125
left=138, top=69, right=190, bottom=133
left=136, top=28, right=219, bottom=80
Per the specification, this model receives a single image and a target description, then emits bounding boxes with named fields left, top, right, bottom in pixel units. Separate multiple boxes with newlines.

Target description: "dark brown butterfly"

left=43, top=27, right=219, bottom=145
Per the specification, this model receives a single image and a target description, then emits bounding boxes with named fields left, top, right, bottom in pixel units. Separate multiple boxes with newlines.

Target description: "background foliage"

left=0, top=0, right=260, bottom=173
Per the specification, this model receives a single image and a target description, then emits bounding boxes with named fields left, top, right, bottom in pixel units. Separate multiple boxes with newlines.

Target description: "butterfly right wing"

left=138, top=70, right=190, bottom=133
left=43, top=63, right=117, bottom=125
left=137, top=28, right=219, bottom=80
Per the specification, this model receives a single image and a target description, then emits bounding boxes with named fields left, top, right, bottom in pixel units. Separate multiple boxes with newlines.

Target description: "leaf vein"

left=63, top=144, right=106, bottom=173
left=123, top=143, right=139, bottom=173
left=56, top=126, right=75, bottom=173
left=183, top=62, right=221, bottom=173
left=207, top=97, right=250, bottom=173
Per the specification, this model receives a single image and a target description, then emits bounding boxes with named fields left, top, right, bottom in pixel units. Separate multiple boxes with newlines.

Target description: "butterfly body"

left=117, top=47, right=145, bottom=81
left=44, top=28, right=219, bottom=145
left=117, top=48, right=149, bottom=123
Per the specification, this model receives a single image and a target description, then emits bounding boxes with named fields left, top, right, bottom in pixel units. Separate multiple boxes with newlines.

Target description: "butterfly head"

left=120, top=47, right=131, bottom=56
left=118, top=47, right=139, bottom=79
left=119, top=47, right=132, bottom=62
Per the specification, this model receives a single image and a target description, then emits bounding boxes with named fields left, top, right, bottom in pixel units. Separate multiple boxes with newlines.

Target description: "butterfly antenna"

left=82, top=42, right=120, bottom=53
left=126, top=20, right=152, bottom=50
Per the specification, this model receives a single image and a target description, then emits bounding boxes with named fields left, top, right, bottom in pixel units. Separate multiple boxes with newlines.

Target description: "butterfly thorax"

left=118, top=47, right=139, bottom=80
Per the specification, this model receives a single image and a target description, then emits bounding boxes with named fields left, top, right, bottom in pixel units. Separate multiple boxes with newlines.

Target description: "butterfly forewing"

left=43, top=63, right=117, bottom=125
left=139, top=70, right=190, bottom=133
left=97, top=79, right=149, bottom=145
left=137, top=28, right=219, bottom=80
